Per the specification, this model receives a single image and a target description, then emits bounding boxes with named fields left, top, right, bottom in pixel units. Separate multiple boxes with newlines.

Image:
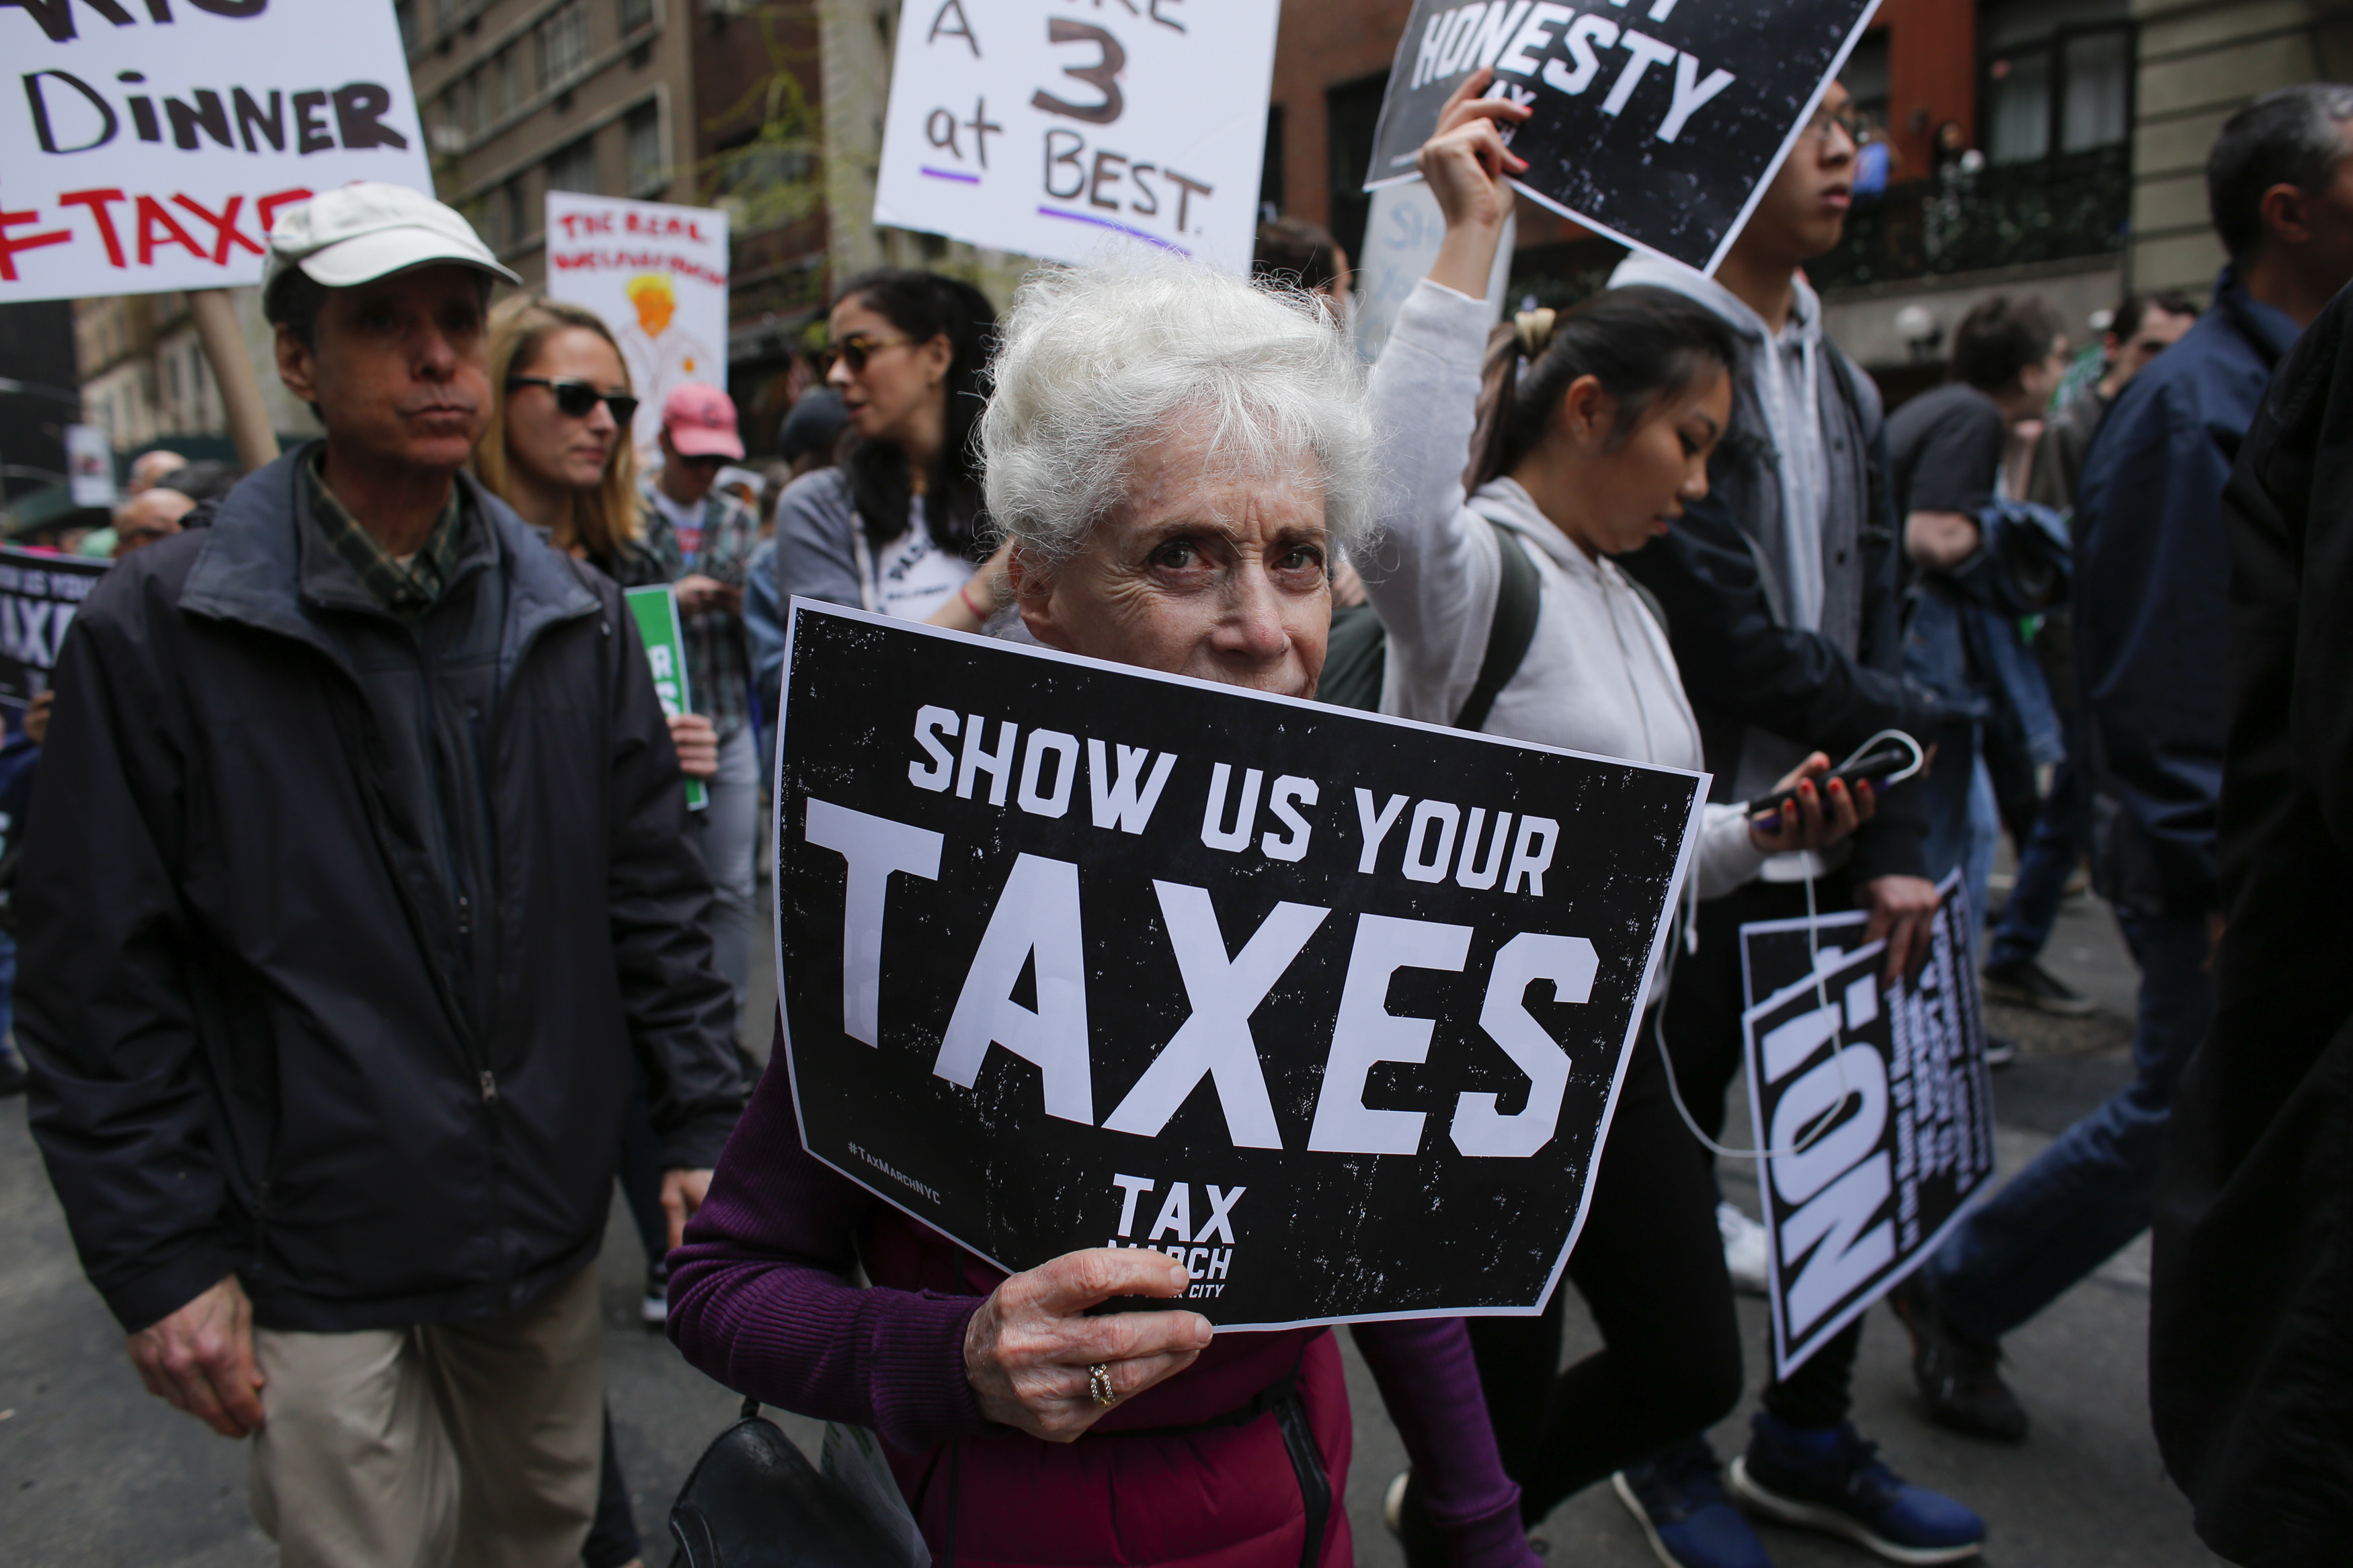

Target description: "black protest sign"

left=1739, top=876, right=1995, bottom=1378
left=0, top=546, right=106, bottom=714
left=772, top=602, right=1704, bottom=1328
left=1363, top=0, right=1880, bottom=272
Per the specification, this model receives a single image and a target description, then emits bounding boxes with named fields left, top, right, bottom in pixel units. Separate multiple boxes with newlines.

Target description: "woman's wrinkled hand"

left=1747, top=751, right=1874, bottom=854
left=666, top=712, right=719, bottom=780
left=963, top=1249, right=1211, bottom=1442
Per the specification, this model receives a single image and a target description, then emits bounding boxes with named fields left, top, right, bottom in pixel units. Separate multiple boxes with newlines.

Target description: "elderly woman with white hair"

left=666, top=263, right=1540, bottom=1568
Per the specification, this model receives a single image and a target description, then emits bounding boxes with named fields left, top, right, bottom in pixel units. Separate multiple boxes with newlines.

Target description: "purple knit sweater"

left=668, top=1050, right=1539, bottom=1565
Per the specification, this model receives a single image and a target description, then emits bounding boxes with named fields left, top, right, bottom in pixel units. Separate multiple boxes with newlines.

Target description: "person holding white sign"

left=672, top=260, right=1542, bottom=1567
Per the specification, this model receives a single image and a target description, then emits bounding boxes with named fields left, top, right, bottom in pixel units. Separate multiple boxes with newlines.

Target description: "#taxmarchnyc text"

left=802, top=704, right=1599, bottom=1167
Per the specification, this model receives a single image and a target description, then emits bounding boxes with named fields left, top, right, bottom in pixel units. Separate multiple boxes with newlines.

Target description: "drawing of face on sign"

left=1361, top=0, right=1883, bottom=273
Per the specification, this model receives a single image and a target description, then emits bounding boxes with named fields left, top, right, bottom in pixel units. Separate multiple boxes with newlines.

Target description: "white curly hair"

left=979, top=259, right=1373, bottom=567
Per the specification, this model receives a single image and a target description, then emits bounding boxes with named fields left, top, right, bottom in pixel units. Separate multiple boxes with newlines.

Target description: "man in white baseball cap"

left=21, top=181, right=744, bottom=1567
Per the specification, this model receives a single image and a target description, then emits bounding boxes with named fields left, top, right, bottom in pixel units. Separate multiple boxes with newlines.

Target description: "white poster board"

left=544, top=192, right=731, bottom=468
left=871, top=0, right=1279, bottom=275
left=65, top=425, right=118, bottom=509
left=0, top=1, right=432, bottom=304
left=1352, top=182, right=1515, bottom=362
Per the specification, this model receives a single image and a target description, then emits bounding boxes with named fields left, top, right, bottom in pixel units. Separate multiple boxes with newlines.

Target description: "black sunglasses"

left=818, top=331, right=912, bottom=375
left=508, top=376, right=639, bottom=425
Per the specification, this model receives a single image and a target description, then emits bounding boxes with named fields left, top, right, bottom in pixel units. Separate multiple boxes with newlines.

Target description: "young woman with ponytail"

left=1369, top=76, right=1878, bottom=1558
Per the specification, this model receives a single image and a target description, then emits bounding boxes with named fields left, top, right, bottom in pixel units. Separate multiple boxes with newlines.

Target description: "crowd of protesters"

left=5, top=63, right=2352, bottom=1568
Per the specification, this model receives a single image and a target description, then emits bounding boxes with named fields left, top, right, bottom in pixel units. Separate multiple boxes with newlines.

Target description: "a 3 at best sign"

left=0, top=0, right=433, bottom=302
left=771, top=604, right=1706, bottom=1329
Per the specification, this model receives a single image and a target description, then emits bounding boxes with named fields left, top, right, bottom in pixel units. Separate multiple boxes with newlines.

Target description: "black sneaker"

left=641, top=1261, right=670, bottom=1328
left=1888, top=1278, right=2028, bottom=1442
left=1982, top=1036, right=2018, bottom=1071
left=1980, top=958, right=2093, bottom=1016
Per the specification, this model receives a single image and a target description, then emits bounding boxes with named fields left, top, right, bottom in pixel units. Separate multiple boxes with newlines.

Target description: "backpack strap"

left=1454, top=520, right=1542, bottom=733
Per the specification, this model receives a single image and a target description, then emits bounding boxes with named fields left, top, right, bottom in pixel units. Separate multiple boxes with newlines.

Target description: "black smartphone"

left=1748, top=744, right=1915, bottom=822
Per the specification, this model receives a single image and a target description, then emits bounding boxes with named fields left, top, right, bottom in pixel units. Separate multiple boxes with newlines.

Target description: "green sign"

left=625, top=583, right=709, bottom=811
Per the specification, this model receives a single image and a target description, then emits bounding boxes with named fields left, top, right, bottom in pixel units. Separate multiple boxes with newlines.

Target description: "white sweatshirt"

left=1362, top=278, right=1769, bottom=903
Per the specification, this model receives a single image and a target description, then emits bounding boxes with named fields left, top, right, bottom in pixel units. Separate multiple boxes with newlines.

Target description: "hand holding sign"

left=1420, top=70, right=1531, bottom=298
left=963, top=1249, right=1212, bottom=1442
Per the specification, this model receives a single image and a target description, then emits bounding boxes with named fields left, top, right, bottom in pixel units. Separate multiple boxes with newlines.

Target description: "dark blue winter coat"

left=2074, top=270, right=2300, bottom=916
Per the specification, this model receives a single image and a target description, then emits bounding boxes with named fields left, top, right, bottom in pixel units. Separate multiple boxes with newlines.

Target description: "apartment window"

left=504, top=175, right=534, bottom=249
left=1324, top=73, right=1389, bottom=268
left=619, top=0, right=655, bottom=36
left=395, top=0, right=417, bottom=52
left=536, top=0, right=592, bottom=92
left=1843, top=32, right=1890, bottom=130
left=1982, top=0, right=2132, bottom=165
left=432, top=0, right=459, bottom=34
left=625, top=102, right=665, bottom=193
left=547, top=136, right=601, bottom=197
left=491, top=48, right=522, bottom=122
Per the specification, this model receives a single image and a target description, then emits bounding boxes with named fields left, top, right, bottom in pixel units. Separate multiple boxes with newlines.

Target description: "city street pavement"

left=2, top=883, right=2220, bottom=1566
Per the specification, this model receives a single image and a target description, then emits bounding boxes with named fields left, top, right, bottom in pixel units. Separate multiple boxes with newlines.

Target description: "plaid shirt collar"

left=305, top=451, right=466, bottom=615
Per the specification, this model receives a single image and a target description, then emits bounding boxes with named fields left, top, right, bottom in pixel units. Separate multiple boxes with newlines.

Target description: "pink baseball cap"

left=662, top=383, right=745, bottom=460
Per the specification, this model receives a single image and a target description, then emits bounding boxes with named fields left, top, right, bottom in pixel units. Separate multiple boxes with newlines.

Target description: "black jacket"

left=2150, top=282, right=2353, bottom=1567
left=19, top=448, right=743, bottom=1335
left=1620, top=339, right=1935, bottom=884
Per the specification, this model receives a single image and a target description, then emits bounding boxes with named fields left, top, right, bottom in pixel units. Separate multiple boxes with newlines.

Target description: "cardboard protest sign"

left=624, top=583, right=709, bottom=811
left=1739, top=874, right=1995, bottom=1378
left=545, top=192, right=730, bottom=470
left=771, top=601, right=1706, bottom=1327
left=0, top=0, right=432, bottom=303
left=0, top=546, right=107, bottom=716
left=870, top=0, right=1279, bottom=274
left=1362, top=0, right=1880, bottom=273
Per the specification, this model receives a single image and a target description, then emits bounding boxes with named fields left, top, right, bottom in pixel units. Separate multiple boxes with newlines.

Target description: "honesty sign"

left=0, top=0, right=432, bottom=303
left=772, top=602, right=1705, bottom=1328
left=870, top=0, right=1279, bottom=274
left=1740, top=874, right=1995, bottom=1378
left=1363, top=0, right=1880, bottom=273
left=0, top=546, right=106, bottom=716
left=545, top=192, right=730, bottom=470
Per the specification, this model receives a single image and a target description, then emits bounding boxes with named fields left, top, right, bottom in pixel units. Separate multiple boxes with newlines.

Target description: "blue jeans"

left=688, top=723, right=760, bottom=1019
left=1988, top=755, right=2089, bottom=968
left=1920, top=729, right=1999, bottom=937
left=1923, top=909, right=2212, bottom=1339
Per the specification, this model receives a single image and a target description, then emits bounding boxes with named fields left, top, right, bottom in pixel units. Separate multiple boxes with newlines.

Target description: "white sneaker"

left=1718, top=1201, right=1770, bottom=1296
left=1384, top=1471, right=1410, bottom=1537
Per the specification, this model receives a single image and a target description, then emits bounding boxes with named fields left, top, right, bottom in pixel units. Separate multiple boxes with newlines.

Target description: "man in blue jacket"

left=1892, top=83, right=2353, bottom=1443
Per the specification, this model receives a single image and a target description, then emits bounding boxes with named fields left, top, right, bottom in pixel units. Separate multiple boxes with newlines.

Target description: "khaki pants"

left=250, top=1264, right=604, bottom=1568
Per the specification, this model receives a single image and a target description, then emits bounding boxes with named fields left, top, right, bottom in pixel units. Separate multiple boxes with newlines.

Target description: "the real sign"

left=545, top=192, right=730, bottom=471
left=772, top=602, right=1705, bottom=1328
left=0, top=0, right=432, bottom=303
left=1363, top=0, right=1880, bottom=274
left=0, top=545, right=106, bottom=716
left=1740, top=876, right=1995, bottom=1378
left=870, top=0, right=1279, bottom=274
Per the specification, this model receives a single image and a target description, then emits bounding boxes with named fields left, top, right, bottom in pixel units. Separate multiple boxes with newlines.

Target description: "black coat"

left=2150, top=280, right=2353, bottom=1565
left=19, top=450, right=744, bottom=1335
left=1620, top=344, right=1935, bottom=883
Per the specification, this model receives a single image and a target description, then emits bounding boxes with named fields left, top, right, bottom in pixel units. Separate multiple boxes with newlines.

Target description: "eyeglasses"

left=507, top=376, right=639, bottom=425
left=821, top=331, right=913, bottom=375
left=1796, top=106, right=1862, bottom=146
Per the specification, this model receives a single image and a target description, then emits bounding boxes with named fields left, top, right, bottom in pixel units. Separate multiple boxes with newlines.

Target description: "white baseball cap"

left=262, top=181, right=520, bottom=310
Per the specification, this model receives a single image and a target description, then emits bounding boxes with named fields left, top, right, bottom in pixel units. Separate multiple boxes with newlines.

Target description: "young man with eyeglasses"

left=1599, top=83, right=1984, bottom=1568
left=641, top=384, right=763, bottom=1025
left=17, top=183, right=744, bottom=1566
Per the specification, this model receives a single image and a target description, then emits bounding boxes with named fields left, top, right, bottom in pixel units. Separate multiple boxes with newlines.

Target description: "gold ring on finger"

left=1088, top=1362, right=1117, bottom=1407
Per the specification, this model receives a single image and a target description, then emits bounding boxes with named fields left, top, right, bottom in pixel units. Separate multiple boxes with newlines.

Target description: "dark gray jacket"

left=19, top=447, right=743, bottom=1334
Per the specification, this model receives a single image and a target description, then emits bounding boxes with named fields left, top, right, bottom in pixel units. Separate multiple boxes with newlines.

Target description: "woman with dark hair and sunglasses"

left=776, top=267, right=1008, bottom=629
left=1371, top=80, right=1979, bottom=1568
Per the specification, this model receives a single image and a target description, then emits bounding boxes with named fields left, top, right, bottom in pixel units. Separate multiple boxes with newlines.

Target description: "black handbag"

left=667, top=1399, right=914, bottom=1568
